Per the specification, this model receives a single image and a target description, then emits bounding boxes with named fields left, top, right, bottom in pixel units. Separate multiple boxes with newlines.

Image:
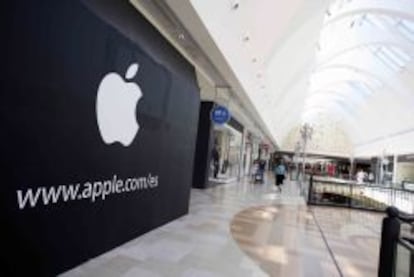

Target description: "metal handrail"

left=312, top=176, right=414, bottom=193
left=399, top=237, right=414, bottom=251
left=399, top=213, right=414, bottom=224
left=378, top=206, right=414, bottom=277
left=307, top=175, right=414, bottom=213
left=387, top=206, right=414, bottom=224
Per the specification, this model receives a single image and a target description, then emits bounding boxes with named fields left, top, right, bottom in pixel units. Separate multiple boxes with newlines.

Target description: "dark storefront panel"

left=0, top=1, right=199, bottom=276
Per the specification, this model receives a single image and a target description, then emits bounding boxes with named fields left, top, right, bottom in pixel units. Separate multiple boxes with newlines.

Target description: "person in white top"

left=368, top=171, right=374, bottom=184
left=356, top=169, right=365, bottom=184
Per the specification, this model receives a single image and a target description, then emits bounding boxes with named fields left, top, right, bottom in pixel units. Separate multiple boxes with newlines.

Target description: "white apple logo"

left=96, top=63, right=143, bottom=146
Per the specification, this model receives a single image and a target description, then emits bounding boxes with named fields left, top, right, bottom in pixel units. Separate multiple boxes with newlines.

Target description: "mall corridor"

left=61, top=177, right=382, bottom=277
left=2, top=1, right=414, bottom=276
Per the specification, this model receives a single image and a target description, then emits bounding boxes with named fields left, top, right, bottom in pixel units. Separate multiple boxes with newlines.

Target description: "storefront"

left=396, top=154, right=414, bottom=186
left=192, top=102, right=244, bottom=188
left=211, top=123, right=243, bottom=180
left=1, top=1, right=200, bottom=276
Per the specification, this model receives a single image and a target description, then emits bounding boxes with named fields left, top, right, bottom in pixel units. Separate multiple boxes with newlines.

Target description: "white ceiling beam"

left=324, top=0, right=414, bottom=27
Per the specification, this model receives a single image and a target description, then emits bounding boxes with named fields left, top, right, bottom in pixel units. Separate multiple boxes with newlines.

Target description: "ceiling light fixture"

left=230, top=0, right=240, bottom=10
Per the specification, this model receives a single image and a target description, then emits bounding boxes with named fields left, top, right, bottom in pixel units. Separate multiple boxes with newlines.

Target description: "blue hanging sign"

left=211, top=105, right=230, bottom=125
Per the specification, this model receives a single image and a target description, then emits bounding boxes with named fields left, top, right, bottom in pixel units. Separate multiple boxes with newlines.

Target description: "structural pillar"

left=192, top=102, right=215, bottom=189
left=392, top=154, right=398, bottom=184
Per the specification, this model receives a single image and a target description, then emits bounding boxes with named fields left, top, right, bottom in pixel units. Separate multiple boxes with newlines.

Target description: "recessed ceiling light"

left=252, top=57, right=257, bottom=63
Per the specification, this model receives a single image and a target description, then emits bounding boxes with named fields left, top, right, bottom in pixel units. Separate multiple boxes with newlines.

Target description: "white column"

left=238, top=128, right=247, bottom=179
left=392, top=155, right=398, bottom=184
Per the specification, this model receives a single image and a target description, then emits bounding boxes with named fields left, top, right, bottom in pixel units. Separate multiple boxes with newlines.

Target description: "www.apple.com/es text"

left=16, top=174, right=159, bottom=210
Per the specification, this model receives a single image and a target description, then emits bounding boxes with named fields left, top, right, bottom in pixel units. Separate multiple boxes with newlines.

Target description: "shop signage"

left=398, top=154, right=414, bottom=163
left=211, top=105, right=231, bottom=125
left=1, top=1, right=200, bottom=276
left=96, top=63, right=143, bottom=146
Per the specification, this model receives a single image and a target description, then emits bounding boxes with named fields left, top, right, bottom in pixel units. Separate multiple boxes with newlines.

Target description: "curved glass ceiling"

left=187, top=0, right=414, bottom=156
left=302, top=0, right=414, bottom=155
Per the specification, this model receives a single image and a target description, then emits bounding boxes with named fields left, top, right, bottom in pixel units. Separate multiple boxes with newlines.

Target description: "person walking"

left=274, top=160, right=286, bottom=192
left=212, top=146, right=220, bottom=179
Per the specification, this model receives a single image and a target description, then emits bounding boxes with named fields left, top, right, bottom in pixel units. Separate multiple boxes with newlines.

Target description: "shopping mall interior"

left=1, top=0, right=413, bottom=276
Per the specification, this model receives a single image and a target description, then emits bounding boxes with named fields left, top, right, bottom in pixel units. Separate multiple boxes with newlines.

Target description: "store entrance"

left=209, top=124, right=242, bottom=183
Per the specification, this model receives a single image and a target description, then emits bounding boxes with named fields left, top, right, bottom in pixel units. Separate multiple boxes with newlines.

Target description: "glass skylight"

left=304, top=0, right=414, bottom=124
left=398, top=20, right=414, bottom=42
left=300, top=0, right=414, bottom=155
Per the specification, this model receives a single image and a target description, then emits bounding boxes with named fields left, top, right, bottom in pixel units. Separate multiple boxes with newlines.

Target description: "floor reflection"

left=230, top=204, right=382, bottom=277
left=61, top=177, right=383, bottom=277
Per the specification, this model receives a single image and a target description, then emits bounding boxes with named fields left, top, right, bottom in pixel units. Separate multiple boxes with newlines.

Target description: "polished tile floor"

left=61, top=175, right=383, bottom=277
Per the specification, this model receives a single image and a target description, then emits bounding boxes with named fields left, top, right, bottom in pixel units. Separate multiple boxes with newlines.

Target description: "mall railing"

left=378, top=206, right=414, bottom=277
left=305, top=176, right=414, bottom=276
left=307, top=175, right=414, bottom=213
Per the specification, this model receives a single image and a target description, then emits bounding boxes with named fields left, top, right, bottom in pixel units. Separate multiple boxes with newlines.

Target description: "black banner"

left=0, top=1, right=199, bottom=276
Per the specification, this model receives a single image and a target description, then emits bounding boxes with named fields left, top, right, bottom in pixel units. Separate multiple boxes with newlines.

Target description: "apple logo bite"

left=96, top=63, right=142, bottom=146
